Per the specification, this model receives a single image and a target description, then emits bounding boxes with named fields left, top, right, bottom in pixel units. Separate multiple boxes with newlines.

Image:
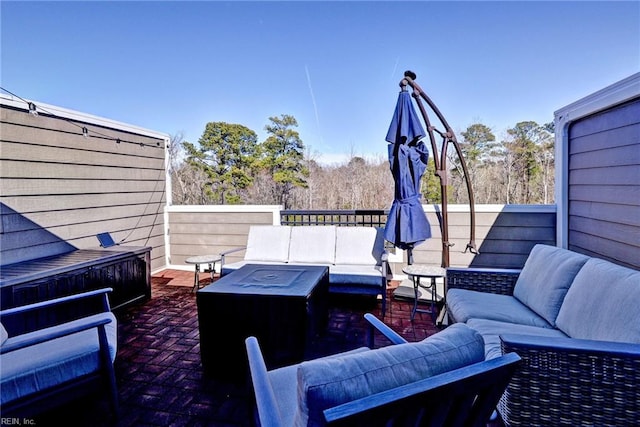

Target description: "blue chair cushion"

left=266, top=347, right=370, bottom=427
left=555, top=258, right=640, bottom=343
left=294, top=323, right=484, bottom=426
left=0, top=313, right=117, bottom=405
left=447, top=289, right=552, bottom=328
left=512, top=244, right=589, bottom=326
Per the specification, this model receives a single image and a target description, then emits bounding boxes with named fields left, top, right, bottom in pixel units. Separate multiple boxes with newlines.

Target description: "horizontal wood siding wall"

left=167, top=205, right=555, bottom=273
left=409, top=206, right=556, bottom=270
left=568, top=97, right=640, bottom=269
left=168, top=207, right=278, bottom=266
left=0, top=104, right=168, bottom=272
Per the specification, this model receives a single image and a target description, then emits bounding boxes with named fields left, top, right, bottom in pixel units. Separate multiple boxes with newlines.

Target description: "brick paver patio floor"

left=33, top=269, right=441, bottom=426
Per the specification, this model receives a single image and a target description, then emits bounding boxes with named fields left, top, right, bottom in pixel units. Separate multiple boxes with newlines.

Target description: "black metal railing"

left=280, top=210, right=388, bottom=227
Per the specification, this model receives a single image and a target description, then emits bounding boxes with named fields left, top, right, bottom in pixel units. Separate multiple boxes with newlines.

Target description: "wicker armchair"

left=446, top=265, right=640, bottom=426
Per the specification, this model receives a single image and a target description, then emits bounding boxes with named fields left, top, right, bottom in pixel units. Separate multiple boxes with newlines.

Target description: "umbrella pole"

left=440, top=174, right=451, bottom=268
left=409, top=91, right=450, bottom=267
left=400, top=71, right=479, bottom=268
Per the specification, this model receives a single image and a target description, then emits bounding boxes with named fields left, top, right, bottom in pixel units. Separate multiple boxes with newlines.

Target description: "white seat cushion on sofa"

left=335, top=227, right=384, bottom=266
left=512, top=244, right=589, bottom=327
left=244, top=225, right=292, bottom=262
left=288, top=226, right=336, bottom=264
left=294, top=323, right=484, bottom=426
left=222, top=260, right=289, bottom=273
left=1, top=312, right=117, bottom=405
left=555, top=258, right=640, bottom=343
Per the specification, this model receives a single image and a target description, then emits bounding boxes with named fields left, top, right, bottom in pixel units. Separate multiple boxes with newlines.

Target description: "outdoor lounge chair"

left=246, top=313, right=521, bottom=426
left=0, top=288, right=118, bottom=418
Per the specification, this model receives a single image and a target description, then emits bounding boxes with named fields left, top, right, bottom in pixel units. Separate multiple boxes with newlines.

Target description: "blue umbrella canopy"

left=384, top=91, right=432, bottom=257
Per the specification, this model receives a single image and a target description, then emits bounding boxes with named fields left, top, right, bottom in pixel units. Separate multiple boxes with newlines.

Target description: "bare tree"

left=172, top=118, right=555, bottom=208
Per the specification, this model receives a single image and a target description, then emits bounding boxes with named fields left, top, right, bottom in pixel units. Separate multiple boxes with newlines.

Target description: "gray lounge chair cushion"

left=266, top=347, right=370, bottom=427
left=447, top=289, right=552, bottom=328
left=294, top=323, right=484, bottom=426
left=244, top=225, right=292, bottom=262
left=555, top=259, right=640, bottom=343
left=466, top=318, right=567, bottom=360
left=512, top=245, right=589, bottom=326
left=1, top=313, right=117, bottom=405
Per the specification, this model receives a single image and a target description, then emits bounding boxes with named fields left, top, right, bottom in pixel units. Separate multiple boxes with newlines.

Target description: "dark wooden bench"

left=1, top=247, right=151, bottom=334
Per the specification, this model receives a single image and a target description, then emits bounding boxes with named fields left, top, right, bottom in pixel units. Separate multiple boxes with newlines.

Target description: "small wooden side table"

left=185, top=255, right=221, bottom=292
left=402, top=265, right=446, bottom=322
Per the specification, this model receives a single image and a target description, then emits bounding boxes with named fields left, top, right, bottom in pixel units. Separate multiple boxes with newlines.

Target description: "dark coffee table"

left=196, top=264, right=329, bottom=381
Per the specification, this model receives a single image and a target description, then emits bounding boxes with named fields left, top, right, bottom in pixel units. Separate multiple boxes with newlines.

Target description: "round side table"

left=402, top=265, right=446, bottom=322
left=185, top=255, right=221, bottom=292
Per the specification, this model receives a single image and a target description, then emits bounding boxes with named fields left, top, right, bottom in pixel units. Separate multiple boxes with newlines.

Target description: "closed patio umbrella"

left=384, top=89, right=432, bottom=265
left=389, top=70, right=479, bottom=270
left=386, top=71, right=478, bottom=325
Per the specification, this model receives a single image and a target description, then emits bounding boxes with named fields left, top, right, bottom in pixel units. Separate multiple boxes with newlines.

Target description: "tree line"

left=169, top=114, right=555, bottom=209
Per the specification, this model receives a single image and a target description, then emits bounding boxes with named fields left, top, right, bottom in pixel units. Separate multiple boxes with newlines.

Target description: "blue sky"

left=2, top=1, right=639, bottom=164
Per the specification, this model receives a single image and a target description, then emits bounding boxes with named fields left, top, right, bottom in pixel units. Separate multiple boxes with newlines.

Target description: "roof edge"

left=0, top=93, right=170, bottom=141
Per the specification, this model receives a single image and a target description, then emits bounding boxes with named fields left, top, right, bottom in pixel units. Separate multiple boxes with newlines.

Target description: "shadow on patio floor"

left=33, top=269, right=443, bottom=426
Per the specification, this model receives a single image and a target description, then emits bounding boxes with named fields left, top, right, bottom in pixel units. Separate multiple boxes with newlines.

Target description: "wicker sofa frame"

left=447, top=267, right=640, bottom=426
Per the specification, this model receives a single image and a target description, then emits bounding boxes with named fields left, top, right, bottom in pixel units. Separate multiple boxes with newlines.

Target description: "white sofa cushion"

left=1, top=313, right=117, bottom=405
left=335, top=227, right=384, bottom=266
left=244, top=225, right=292, bottom=263
left=222, top=260, right=287, bottom=273
left=288, top=226, right=336, bottom=264
left=294, top=323, right=484, bottom=426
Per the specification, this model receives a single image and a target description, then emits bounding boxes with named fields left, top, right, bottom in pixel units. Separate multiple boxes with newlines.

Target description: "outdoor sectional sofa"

left=445, top=244, right=640, bottom=426
left=220, top=225, right=389, bottom=315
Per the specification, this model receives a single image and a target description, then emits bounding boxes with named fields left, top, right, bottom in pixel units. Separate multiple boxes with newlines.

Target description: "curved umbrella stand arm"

left=400, top=71, right=478, bottom=267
